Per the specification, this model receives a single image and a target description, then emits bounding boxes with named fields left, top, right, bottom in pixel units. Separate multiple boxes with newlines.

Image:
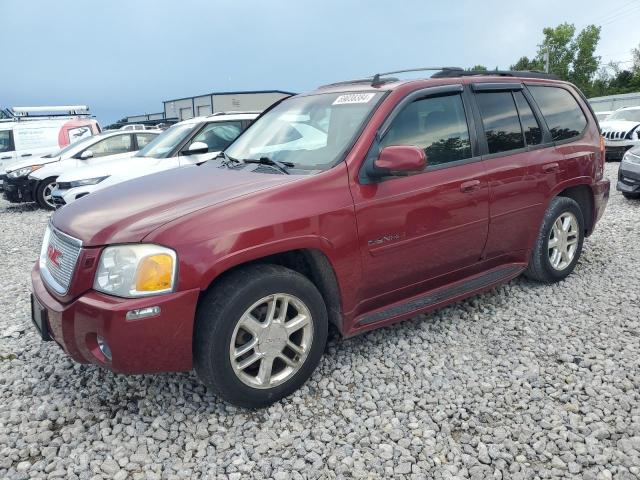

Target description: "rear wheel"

left=525, top=197, right=585, bottom=283
left=35, top=177, right=57, bottom=210
left=193, top=264, right=328, bottom=408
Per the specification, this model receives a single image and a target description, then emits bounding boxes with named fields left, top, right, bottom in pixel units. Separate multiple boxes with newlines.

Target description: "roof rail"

left=319, top=67, right=464, bottom=89
left=432, top=69, right=560, bottom=80
left=371, top=67, right=464, bottom=86
left=10, top=105, right=91, bottom=118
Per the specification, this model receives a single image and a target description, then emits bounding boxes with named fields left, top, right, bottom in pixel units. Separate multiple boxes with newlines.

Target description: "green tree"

left=511, top=56, right=542, bottom=71
left=537, top=23, right=577, bottom=80
left=469, top=65, right=488, bottom=72
left=570, top=25, right=601, bottom=93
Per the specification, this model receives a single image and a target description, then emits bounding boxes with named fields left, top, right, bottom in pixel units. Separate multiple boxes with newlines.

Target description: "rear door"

left=82, top=133, right=136, bottom=166
left=351, top=87, right=489, bottom=305
left=135, top=133, right=157, bottom=150
left=471, top=83, right=561, bottom=259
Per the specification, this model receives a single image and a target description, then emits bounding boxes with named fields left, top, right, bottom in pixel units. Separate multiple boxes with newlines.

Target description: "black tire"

left=35, top=177, right=57, bottom=210
left=193, top=264, right=328, bottom=408
left=524, top=196, right=585, bottom=283
left=622, top=192, right=640, bottom=200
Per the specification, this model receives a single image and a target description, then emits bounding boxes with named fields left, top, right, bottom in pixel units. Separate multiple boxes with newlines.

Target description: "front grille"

left=604, top=130, right=631, bottom=140
left=41, top=227, right=82, bottom=294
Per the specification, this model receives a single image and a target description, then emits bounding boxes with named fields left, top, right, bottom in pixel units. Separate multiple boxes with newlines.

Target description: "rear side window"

left=476, top=92, right=525, bottom=154
left=381, top=94, right=472, bottom=167
left=513, top=91, right=542, bottom=145
left=528, top=86, right=587, bottom=141
left=88, top=134, right=133, bottom=157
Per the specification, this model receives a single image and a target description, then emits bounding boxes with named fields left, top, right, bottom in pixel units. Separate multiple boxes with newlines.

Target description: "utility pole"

left=544, top=51, right=550, bottom=74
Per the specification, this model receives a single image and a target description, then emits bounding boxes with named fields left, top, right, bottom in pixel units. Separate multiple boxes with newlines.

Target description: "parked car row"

left=29, top=68, right=612, bottom=407
left=2, top=111, right=259, bottom=209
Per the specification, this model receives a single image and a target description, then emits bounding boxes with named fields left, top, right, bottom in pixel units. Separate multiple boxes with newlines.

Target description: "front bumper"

left=51, top=185, right=97, bottom=208
left=2, top=176, right=37, bottom=203
left=617, top=161, right=640, bottom=194
left=31, top=264, right=200, bottom=374
left=605, top=141, right=637, bottom=161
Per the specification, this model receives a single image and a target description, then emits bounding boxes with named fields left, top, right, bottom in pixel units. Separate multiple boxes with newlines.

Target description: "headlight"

left=94, top=244, right=177, bottom=298
left=622, top=150, right=640, bottom=165
left=7, top=165, right=42, bottom=178
left=70, top=176, right=109, bottom=187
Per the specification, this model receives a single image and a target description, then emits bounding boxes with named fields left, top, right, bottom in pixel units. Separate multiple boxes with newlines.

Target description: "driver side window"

left=380, top=94, right=472, bottom=167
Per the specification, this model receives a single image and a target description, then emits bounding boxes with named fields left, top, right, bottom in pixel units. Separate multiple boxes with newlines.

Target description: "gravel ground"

left=0, top=162, right=638, bottom=480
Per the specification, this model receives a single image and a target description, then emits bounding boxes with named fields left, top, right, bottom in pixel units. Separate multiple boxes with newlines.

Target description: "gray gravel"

left=0, top=162, right=639, bottom=480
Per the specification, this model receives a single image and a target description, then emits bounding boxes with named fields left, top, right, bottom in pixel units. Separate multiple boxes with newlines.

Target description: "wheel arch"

left=555, top=183, right=594, bottom=235
left=200, top=246, right=344, bottom=333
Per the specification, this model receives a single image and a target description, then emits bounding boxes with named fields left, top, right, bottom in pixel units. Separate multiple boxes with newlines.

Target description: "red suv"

left=31, top=68, right=609, bottom=407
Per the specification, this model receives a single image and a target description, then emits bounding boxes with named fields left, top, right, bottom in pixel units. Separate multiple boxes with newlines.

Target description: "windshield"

left=226, top=91, right=384, bottom=171
left=136, top=123, right=197, bottom=158
left=607, top=109, right=640, bottom=122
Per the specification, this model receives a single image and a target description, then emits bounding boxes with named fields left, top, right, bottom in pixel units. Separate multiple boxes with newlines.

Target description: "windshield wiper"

left=242, top=157, right=293, bottom=175
left=216, top=151, right=241, bottom=168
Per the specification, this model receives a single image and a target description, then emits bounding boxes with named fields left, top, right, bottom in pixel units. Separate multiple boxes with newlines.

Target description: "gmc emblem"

left=47, top=244, right=63, bottom=267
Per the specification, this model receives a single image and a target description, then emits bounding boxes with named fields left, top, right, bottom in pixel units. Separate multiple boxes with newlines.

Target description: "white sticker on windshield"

left=332, top=93, right=376, bottom=105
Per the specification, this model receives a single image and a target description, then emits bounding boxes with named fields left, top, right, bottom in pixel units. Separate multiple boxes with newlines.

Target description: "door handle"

left=20, top=153, right=32, bottom=157
left=542, top=162, right=559, bottom=173
left=1, top=156, right=11, bottom=160
left=460, top=179, right=481, bottom=193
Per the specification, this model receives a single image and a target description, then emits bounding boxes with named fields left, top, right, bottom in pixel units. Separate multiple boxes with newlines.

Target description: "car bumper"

left=31, top=264, right=200, bottom=374
left=617, top=161, right=640, bottom=194
left=604, top=141, right=637, bottom=161
left=51, top=185, right=97, bottom=208
left=2, top=176, right=36, bottom=203
left=591, top=178, right=610, bottom=233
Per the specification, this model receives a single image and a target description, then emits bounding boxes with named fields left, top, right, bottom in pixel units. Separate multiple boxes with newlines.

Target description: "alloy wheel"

left=229, top=293, right=313, bottom=389
left=548, top=212, right=579, bottom=271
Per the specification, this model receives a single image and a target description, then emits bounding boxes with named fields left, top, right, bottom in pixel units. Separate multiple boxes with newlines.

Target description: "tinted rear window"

left=476, top=92, right=525, bottom=154
left=513, top=91, right=542, bottom=146
left=528, top=85, right=587, bottom=141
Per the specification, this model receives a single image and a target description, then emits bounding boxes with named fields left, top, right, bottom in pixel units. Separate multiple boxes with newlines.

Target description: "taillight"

left=596, top=136, right=605, bottom=180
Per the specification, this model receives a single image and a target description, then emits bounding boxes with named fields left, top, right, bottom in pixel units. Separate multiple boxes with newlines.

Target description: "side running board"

left=357, top=265, right=523, bottom=326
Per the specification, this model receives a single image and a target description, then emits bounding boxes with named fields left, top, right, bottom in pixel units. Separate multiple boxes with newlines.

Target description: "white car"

left=600, top=106, right=640, bottom=161
left=0, top=105, right=99, bottom=185
left=51, top=112, right=258, bottom=207
left=594, top=110, right=613, bottom=123
left=4, top=129, right=159, bottom=209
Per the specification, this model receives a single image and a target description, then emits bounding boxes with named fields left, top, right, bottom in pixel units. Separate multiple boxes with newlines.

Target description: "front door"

left=351, top=90, right=489, bottom=308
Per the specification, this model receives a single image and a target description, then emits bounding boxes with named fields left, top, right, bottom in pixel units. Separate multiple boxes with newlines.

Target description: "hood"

left=5, top=155, right=59, bottom=173
left=600, top=120, right=640, bottom=136
left=52, top=163, right=301, bottom=246
left=56, top=155, right=156, bottom=182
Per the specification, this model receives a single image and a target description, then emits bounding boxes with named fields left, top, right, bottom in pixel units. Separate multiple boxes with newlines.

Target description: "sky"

left=2, top=0, right=638, bottom=125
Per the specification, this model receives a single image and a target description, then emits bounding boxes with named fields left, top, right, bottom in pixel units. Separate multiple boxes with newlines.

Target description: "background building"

left=589, top=92, right=640, bottom=112
left=164, top=90, right=294, bottom=121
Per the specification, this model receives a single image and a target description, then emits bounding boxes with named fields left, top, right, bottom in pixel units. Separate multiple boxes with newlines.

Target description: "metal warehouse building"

left=589, top=92, right=640, bottom=112
left=164, top=90, right=294, bottom=121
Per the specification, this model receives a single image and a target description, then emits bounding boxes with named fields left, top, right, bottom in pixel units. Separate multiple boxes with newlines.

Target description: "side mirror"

left=79, top=150, right=94, bottom=160
left=183, top=141, right=209, bottom=155
left=369, top=145, right=426, bottom=178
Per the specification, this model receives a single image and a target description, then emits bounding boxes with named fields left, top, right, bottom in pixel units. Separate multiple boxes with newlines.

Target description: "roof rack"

left=7, top=105, right=91, bottom=119
left=432, top=69, right=560, bottom=80
left=319, top=67, right=560, bottom=89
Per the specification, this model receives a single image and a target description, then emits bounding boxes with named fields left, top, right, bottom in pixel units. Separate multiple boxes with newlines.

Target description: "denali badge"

left=368, top=233, right=402, bottom=246
left=47, top=244, right=63, bottom=267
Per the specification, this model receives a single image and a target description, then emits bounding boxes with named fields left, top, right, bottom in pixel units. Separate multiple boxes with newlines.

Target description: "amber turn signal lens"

left=135, top=254, right=174, bottom=292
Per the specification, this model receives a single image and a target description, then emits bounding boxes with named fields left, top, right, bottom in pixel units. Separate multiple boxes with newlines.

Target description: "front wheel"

left=35, top=177, right=57, bottom=210
left=525, top=196, right=585, bottom=283
left=194, top=264, right=328, bottom=408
